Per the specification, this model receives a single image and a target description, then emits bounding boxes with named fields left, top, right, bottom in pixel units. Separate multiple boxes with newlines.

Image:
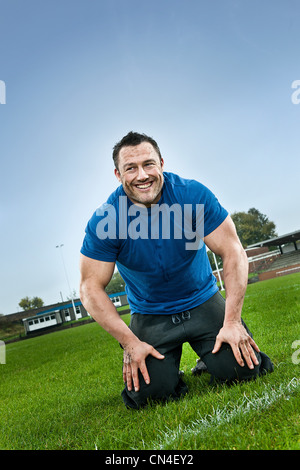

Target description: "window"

left=63, top=309, right=71, bottom=321
left=75, top=306, right=81, bottom=314
left=111, top=296, right=121, bottom=306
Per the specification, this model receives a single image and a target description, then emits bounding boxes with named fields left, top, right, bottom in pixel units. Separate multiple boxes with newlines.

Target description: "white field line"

left=150, top=377, right=300, bottom=450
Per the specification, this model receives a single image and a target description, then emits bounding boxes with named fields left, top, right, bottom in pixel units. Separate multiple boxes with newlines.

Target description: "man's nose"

left=137, top=166, right=148, bottom=180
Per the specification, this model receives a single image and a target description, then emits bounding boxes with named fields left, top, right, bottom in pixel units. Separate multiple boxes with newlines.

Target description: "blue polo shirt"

left=80, top=172, right=228, bottom=314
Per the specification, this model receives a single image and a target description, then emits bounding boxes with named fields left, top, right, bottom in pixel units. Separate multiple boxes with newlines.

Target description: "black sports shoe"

left=191, top=359, right=208, bottom=375
left=259, top=351, right=274, bottom=376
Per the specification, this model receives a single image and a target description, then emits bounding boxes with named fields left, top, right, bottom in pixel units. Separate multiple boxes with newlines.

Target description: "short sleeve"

left=80, top=209, right=120, bottom=262
left=202, top=186, right=228, bottom=237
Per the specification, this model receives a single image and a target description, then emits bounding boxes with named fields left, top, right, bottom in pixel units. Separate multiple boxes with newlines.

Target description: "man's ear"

left=114, top=168, right=121, bottom=182
left=160, top=157, right=164, bottom=171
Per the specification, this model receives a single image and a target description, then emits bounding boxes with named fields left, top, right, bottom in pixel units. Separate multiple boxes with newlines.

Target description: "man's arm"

left=204, top=216, right=260, bottom=369
left=79, top=254, right=164, bottom=391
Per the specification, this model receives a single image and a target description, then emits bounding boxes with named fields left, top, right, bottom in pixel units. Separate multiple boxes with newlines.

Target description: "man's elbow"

left=233, top=244, right=249, bottom=279
left=80, top=277, right=107, bottom=307
left=223, top=242, right=248, bottom=270
left=239, top=244, right=248, bottom=267
left=79, top=278, right=97, bottom=306
left=79, top=279, right=89, bottom=307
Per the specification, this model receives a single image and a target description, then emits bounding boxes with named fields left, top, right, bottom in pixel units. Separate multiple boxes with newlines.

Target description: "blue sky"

left=0, top=0, right=299, bottom=315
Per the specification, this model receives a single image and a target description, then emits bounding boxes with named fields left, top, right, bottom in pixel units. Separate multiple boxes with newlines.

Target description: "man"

left=80, top=131, right=273, bottom=409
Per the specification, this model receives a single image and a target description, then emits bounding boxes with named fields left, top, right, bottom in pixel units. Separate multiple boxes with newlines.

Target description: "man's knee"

left=204, top=344, right=261, bottom=384
left=122, top=375, right=187, bottom=409
left=121, top=355, right=188, bottom=409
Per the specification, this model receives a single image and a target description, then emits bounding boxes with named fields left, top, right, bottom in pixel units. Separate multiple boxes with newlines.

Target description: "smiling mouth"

left=135, top=181, right=154, bottom=190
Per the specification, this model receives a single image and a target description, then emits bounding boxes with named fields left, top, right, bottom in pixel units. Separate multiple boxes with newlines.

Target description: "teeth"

left=136, top=182, right=152, bottom=189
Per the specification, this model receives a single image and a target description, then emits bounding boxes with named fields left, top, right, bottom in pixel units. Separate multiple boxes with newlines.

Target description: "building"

left=22, top=299, right=86, bottom=335
left=108, top=291, right=129, bottom=308
left=20, top=292, right=128, bottom=335
left=211, top=230, right=300, bottom=284
left=246, top=230, right=300, bottom=281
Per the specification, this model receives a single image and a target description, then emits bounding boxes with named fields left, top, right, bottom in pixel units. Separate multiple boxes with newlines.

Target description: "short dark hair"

left=112, top=131, right=162, bottom=170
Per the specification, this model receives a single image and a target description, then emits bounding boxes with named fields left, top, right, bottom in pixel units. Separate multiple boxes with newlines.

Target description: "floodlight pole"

left=56, top=244, right=77, bottom=319
left=212, top=251, right=225, bottom=291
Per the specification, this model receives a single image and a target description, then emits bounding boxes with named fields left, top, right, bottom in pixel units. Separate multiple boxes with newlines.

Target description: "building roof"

left=21, top=292, right=127, bottom=322
left=247, top=230, right=300, bottom=248
left=23, top=310, right=60, bottom=322
left=108, top=291, right=126, bottom=297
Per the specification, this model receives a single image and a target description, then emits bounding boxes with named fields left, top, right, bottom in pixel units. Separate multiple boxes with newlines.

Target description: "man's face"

left=114, top=142, right=164, bottom=207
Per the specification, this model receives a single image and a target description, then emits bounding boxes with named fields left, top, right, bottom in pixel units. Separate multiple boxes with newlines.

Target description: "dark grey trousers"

left=121, top=292, right=273, bottom=409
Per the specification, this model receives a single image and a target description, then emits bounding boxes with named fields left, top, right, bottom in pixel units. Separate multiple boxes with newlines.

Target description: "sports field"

left=1, top=274, right=299, bottom=450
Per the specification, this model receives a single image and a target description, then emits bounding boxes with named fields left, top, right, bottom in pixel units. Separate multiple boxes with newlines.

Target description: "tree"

left=18, top=297, right=31, bottom=311
left=31, top=297, right=44, bottom=309
left=19, top=296, right=44, bottom=311
left=105, top=271, right=125, bottom=295
left=231, top=208, right=277, bottom=248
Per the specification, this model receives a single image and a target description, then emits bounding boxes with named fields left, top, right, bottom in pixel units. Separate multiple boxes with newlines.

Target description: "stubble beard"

left=123, top=174, right=164, bottom=207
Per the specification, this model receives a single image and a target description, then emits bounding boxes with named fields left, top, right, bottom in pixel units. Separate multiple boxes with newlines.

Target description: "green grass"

left=1, top=274, right=299, bottom=450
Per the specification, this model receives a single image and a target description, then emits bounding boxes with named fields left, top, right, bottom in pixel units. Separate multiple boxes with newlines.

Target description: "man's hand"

left=212, top=321, right=260, bottom=369
left=123, top=340, right=165, bottom=392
